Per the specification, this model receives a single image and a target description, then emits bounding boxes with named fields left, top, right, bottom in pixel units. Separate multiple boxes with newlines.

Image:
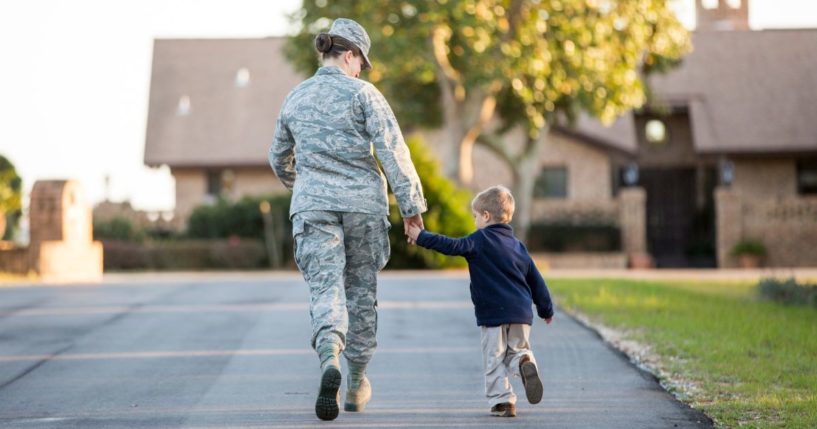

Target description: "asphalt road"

left=0, top=273, right=712, bottom=428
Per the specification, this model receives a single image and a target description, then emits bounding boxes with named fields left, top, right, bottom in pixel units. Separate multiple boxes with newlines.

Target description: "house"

left=144, top=0, right=817, bottom=268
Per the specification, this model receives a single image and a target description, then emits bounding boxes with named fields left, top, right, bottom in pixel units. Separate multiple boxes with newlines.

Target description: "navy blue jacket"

left=416, top=224, right=554, bottom=327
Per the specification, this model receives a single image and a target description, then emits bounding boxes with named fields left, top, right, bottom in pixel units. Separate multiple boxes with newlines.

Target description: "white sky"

left=0, top=0, right=815, bottom=213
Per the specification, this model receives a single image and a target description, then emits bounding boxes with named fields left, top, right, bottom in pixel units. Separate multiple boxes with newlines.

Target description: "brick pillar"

left=619, top=187, right=651, bottom=268
left=715, top=186, right=742, bottom=268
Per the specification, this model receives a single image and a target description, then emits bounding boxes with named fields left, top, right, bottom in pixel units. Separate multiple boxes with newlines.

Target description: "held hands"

left=403, top=214, right=424, bottom=245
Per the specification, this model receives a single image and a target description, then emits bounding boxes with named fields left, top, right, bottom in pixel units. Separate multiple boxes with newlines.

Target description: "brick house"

left=144, top=1, right=817, bottom=268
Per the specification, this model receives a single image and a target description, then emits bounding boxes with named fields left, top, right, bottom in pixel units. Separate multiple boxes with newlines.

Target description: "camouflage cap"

left=328, top=18, right=372, bottom=71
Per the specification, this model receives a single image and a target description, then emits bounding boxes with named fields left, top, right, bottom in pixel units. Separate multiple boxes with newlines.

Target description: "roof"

left=571, top=29, right=817, bottom=155
left=144, top=38, right=304, bottom=167
left=144, top=31, right=817, bottom=168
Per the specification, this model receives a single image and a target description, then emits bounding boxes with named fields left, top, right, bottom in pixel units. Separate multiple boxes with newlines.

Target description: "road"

left=0, top=272, right=712, bottom=428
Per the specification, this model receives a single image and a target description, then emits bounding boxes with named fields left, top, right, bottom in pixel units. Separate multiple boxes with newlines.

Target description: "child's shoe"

left=519, top=355, right=543, bottom=404
left=490, top=402, right=517, bottom=417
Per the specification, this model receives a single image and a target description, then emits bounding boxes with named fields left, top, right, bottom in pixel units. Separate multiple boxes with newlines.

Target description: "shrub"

left=757, top=277, right=817, bottom=308
left=387, top=136, right=472, bottom=269
left=187, top=195, right=293, bottom=267
left=526, top=221, right=621, bottom=252
left=731, top=238, right=767, bottom=257
left=101, top=239, right=269, bottom=271
left=93, top=217, right=145, bottom=242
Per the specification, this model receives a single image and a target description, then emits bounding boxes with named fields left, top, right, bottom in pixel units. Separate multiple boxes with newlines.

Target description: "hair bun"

left=315, top=33, right=333, bottom=53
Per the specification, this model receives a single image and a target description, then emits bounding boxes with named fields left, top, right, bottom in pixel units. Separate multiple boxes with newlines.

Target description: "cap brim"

left=361, top=52, right=372, bottom=71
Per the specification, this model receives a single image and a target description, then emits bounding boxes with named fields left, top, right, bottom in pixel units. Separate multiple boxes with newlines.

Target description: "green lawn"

left=548, top=279, right=817, bottom=428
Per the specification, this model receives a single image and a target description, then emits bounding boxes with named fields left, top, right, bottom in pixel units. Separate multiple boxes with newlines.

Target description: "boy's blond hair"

left=471, top=185, right=515, bottom=224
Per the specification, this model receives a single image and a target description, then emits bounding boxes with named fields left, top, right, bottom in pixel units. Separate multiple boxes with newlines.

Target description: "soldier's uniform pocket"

left=292, top=216, right=306, bottom=273
left=378, top=216, right=392, bottom=271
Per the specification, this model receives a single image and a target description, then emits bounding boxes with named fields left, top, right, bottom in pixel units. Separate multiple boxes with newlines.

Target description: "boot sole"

left=344, top=401, right=366, bottom=412
left=315, top=367, right=341, bottom=421
left=520, top=361, right=543, bottom=404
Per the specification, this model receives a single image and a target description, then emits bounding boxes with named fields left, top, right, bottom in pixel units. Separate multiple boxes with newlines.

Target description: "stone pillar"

left=28, top=180, right=103, bottom=282
left=619, top=187, right=651, bottom=268
left=715, top=186, right=742, bottom=268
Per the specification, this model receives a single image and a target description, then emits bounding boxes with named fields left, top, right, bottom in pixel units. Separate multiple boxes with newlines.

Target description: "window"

left=701, top=0, right=719, bottom=9
left=534, top=167, right=568, bottom=198
left=726, top=0, right=741, bottom=8
left=235, top=68, right=251, bottom=87
left=797, top=160, right=817, bottom=195
left=177, top=95, right=191, bottom=116
left=645, top=119, right=668, bottom=145
left=206, top=170, right=222, bottom=196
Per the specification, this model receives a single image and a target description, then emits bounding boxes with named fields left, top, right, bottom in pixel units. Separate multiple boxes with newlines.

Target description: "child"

left=407, top=185, right=554, bottom=418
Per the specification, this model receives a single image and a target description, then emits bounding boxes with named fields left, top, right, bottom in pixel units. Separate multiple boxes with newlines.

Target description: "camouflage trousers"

left=291, top=210, right=391, bottom=366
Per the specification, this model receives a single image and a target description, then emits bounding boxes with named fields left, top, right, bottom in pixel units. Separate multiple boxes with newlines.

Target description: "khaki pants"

left=292, top=210, right=391, bottom=366
left=480, top=324, right=536, bottom=406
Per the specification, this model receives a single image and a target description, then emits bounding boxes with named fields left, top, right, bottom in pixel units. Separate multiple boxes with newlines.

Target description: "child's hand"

left=407, top=224, right=422, bottom=242
left=543, top=316, right=553, bottom=325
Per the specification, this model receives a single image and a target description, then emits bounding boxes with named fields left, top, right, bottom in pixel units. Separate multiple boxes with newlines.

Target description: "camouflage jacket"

left=269, top=66, right=427, bottom=219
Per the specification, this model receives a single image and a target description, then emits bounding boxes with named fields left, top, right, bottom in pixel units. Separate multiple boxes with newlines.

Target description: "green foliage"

left=0, top=155, right=22, bottom=240
left=549, top=278, right=817, bottom=427
left=758, top=277, right=817, bottom=308
left=730, top=238, right=767, bottom=257
left=285, top=0, right=691, bottom=135
left=93, top=217, right=145, bottom=242
left=387, top=136, right=472, bottom=268
left=187, top=195, right=291, bottom=239
left=527, top=221, right=620, bottom=252
left=102, top=239, right=269, bottom=271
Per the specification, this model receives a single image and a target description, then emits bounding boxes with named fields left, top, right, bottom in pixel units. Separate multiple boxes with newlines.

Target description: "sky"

left=1, top=0, right=816, bottom=215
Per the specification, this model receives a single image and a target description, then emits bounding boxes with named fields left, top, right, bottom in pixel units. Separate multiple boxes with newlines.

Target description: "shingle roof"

left=573, top=29, right=817, bottom=155
left=144, top=38, right=304, bottom=167
left=144, top=30, right=817, bottom=168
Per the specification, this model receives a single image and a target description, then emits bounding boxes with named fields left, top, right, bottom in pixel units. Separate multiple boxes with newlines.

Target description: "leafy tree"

left=285, top=0, right=690, bottom=240
left=387, top=136, right=472, bottom=268
left=0, top=155, right=22, bottom=240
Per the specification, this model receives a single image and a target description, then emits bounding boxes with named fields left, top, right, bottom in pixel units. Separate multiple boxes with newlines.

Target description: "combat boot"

left=344, top=363, right=371, bottom=412
left=315, top=343, right=341, bottom=420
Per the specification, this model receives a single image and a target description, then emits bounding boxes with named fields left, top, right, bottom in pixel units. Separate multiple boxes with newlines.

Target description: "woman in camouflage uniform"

left=269, top=18, right=427, bottom=421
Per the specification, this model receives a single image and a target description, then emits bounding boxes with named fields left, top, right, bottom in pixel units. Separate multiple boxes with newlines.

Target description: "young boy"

left=407, top=185, right=554, bottom=418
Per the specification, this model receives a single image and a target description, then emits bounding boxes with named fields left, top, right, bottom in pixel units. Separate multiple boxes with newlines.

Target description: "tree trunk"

left=510, top=133, right=547, bottom=244
left=0, top=213, right=5, bottom=240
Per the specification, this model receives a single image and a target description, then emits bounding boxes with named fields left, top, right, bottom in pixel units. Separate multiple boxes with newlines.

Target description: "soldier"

left=269, top=18, right=427, bottom=421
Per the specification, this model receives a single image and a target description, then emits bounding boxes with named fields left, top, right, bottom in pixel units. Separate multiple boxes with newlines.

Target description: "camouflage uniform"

left=269, top=65, right=427, bottom=367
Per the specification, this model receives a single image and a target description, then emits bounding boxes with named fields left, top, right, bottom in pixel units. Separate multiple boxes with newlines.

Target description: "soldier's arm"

left=269, top=113, right=296, bottom=191
left=355, top=85, right=427, bottom=218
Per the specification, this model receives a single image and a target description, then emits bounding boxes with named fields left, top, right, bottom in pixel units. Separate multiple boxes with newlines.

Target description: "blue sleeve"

left=527, top=258, right=554, bottom=319
left=416, top=230, right=479, bottom=258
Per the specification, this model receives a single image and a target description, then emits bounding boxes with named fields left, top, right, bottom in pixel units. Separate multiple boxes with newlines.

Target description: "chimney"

left=696, top=0, right=749, bottom=31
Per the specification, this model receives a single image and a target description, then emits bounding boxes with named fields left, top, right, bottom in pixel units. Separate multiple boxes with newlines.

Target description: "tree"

left=285, top=0, right=690, bottom=240
left=387, top=136, right=472, bottom=269
left=0, top=155, right=22, bottom=240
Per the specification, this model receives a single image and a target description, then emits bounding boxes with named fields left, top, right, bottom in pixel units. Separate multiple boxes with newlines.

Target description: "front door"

left=640, top=168, right=716, bottom=267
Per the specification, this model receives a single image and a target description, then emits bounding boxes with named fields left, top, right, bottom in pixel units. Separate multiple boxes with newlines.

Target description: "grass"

left=548, top=279, right=817, bottom=428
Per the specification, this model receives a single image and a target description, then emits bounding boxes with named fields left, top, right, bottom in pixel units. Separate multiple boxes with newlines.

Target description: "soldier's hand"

left=403, top=214, right=424, bottom=245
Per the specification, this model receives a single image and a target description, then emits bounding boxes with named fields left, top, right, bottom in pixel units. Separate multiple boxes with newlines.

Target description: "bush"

left=527, top=221, right=621, bottom=252
left=731, top=238, right=767, bottom=257
left=386, top=136, right=472, bottom=269
left=102, top=239, right=270, bottom=271
left=187, top=195, right=291, bottom=239
left=187, top=195, right=293, bottom=267
left=93, top=217, right=145, bottom=242
left=758, top=277, right=817, bottom=308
